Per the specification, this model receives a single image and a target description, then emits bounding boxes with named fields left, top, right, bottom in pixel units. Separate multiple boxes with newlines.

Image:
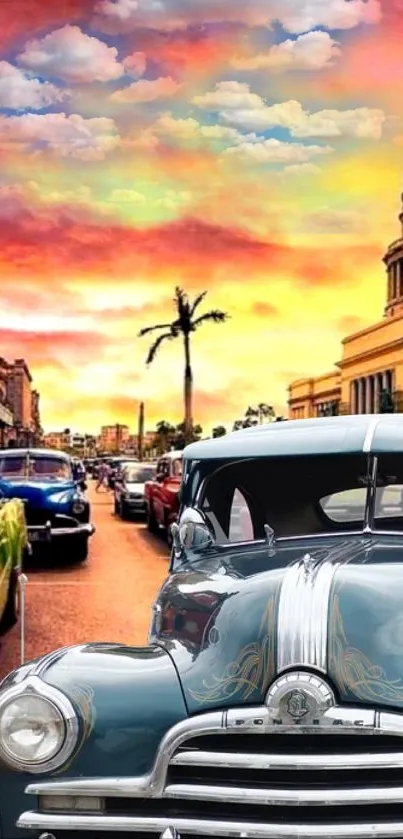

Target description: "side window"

left=157, top=460, right=169, bottom=478
left=229, top=489, right=254, bottom=542
left=320, top=488, right=366, bottom=523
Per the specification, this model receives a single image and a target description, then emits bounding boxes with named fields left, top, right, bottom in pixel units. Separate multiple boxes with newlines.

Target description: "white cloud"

left=231, top=31, right=340, bottom=72
left=273, top=0, right=381, bottom=34
left=93, top=0, right=381, bottom=33
left=0, top=113, right=119, bottom=160
left=122, top=51, right=146, bottom=78
left=224, top=137, right=333, bottom=164
left=111, top=76, right=180, bottom=103
left=0, top=61, right=67, bottom=110
left=195, top=84, right=387, bottom=140
left=95, top=0, right=139, bottom=20
left=18, top=25, right=125, bottom=83
left=192, top=81, right=265, bottom=111
left=153, top=113, right=245, bottom=143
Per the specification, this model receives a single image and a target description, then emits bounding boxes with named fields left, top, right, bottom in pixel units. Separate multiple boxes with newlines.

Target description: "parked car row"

left=107, top=451, right=183, bottom=550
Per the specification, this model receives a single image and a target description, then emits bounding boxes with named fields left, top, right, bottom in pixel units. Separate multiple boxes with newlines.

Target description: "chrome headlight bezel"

left=0, top=676, right=79, bottom=773
left=71, top=499, right=86, bottom=515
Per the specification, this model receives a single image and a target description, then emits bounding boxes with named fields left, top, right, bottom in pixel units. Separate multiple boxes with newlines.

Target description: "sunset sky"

left=0, top=0, right=401, bottom=433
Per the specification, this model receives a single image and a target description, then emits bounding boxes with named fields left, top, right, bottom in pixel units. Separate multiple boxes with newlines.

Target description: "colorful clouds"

left=0, top=0, right=400, bottom=432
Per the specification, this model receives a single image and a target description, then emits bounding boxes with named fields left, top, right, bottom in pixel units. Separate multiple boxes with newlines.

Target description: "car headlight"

left=0, top=677, right=79, bottom=773
left=72, top=499, right=86, bottom=515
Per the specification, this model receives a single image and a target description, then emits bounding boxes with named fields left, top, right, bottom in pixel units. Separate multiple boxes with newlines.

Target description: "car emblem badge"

left=286, top=689, right=309, bottom=718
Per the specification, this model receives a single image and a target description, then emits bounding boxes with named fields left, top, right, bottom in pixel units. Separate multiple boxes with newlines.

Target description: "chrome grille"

left=18, top=704, right=403, bottom=837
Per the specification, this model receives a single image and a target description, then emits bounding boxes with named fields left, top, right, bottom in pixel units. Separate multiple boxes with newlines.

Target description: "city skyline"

left=0, top=0, right=401, bottom=431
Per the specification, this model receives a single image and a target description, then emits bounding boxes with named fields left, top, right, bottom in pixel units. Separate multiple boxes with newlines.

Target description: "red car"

left=144, top=452, right=182, bottom=547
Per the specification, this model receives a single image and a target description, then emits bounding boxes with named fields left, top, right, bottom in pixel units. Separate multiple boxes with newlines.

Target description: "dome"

left=383, top=192, right=403, bottom=317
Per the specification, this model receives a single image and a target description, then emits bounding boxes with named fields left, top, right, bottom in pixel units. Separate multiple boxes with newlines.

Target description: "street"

left=0, top=483, right=169, bottom=680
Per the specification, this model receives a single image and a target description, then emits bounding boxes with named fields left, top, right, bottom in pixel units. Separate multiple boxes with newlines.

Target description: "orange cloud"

left=0, top=0, right=94, bottom=51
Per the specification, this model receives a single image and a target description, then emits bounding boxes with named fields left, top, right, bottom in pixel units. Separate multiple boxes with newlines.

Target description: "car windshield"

left=0, top=455, right=72, bottom=480
left=196, top=453, right=403, bottom=544
left=124, top=465, right=156, bottom=482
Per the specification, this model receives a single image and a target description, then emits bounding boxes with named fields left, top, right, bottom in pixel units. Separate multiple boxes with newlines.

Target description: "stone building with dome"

left=288, top=193, right=403, bottom=419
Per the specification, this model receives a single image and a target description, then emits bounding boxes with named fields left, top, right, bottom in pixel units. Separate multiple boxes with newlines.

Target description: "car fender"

left=0, top=642, right=188, bottom=839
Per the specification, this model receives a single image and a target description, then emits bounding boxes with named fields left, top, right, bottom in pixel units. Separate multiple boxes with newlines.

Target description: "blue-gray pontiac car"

left=0, top=448, right=94, bottom=563
left=2, top=414, right=403, bottom=838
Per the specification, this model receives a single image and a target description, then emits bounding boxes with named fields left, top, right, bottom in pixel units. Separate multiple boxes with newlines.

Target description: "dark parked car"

left=114, top=462, right=157, bottom=518
left=4, top=415, right=403, bottom=839
left=0, top=448, right=95, bottom=562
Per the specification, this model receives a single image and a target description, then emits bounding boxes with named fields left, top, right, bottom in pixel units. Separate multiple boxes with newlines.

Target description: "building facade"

left=99, top=424, right=130, bottom=453
left=0, top=357, right=42, bottom=446
left=288, top=193, right=403, bottom=419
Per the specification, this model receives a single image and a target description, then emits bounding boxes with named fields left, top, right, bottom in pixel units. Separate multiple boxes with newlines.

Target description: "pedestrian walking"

left=96, top=462, right=110, bottom=492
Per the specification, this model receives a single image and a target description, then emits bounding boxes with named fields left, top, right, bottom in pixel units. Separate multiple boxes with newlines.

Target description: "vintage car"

left=144, top=450, right=182, bottom=546
left=5, top=414, right=403, bottom=838
left=0, top=498, right=27, bottom=636
left=114, top=461, right=157, bottom=519
left=0, top=448, right=95, bottom=562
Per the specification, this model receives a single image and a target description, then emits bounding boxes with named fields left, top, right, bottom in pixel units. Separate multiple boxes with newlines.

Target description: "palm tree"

left=139, top=287, right=228, bottom=442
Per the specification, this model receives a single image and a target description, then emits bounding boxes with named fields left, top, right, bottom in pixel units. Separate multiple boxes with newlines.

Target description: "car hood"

left=154, top=535, right=403, bottom=714
left=0, top=477, right=75, bottom=506
left=125, top=482, right=145, bottom=492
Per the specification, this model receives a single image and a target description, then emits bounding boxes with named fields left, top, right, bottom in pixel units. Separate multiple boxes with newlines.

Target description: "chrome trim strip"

left=28, top=523, right=94, bottom=537
left=276, top=556, right=338, bottom=673
left=17, top=813, right=403, bottom=837
left=363, top=418, right=380, bottom=453
left=276, top=540, right=374, bottom=673
left=24, top=703, right=403, bottom=797
left=163, top=783, right=403, bottom=806
left=170, top=749, right=403, bottom=770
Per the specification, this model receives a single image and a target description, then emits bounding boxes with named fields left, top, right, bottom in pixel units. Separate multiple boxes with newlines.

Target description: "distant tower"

left=137, top=402, right=144, bottom=461
left=383, top=191, right=403, bottom=317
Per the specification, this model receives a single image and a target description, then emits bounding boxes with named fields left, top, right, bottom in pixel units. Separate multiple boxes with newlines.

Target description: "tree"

left=257, top=403, right=275, bottom=423
left=233, top=403, right=278, bottom=430
left=139, top=287, right=228, bottom=443
left=172, top=422, right=203, bottom=450
left=154, top=420, right=176, bottom=454
left=212, top=425, right=226, bottom=438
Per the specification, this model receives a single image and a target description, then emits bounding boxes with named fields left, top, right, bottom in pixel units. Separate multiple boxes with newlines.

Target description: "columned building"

left=0, top=357, right=42, bottom=446
left=288, top=192, right=403, bottom=419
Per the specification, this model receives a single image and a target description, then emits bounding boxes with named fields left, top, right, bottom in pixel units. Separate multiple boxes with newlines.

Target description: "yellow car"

left=0, top=498, right=27, bottom=635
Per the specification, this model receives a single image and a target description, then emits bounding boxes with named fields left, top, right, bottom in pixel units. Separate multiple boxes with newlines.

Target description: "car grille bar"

left=170, top=748, right=403, bottom=770
left=19, top=705, right=403, bottom=836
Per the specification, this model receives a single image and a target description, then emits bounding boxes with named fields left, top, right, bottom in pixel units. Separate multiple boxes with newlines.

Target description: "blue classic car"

left=0, top=448, right=95, bottom=563
left=4, top=415, right=403, bottom=837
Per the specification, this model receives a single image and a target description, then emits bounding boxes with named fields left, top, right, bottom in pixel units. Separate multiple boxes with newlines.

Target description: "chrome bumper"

left=27, top=522, right=95, bottom=542
left=19, top=813, right=403, bottom=837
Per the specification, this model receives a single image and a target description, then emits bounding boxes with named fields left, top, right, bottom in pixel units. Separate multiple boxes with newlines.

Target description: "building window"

left=316, top=401, right=339, bottom=417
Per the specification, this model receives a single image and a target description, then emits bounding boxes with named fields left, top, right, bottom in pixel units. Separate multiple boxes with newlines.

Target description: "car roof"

left=182, top=415, right=403, bottom=461
left=0, top=447, right=70, bottom=459
left=158, top=450, right=182, bottom=460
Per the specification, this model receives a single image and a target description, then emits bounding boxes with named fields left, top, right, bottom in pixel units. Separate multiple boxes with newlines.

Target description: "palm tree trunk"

left=183, top=333, right=193, bottom=442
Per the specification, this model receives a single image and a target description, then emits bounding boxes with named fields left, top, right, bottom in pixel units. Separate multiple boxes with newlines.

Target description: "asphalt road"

left=0, top=482, right=169, bottom=680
